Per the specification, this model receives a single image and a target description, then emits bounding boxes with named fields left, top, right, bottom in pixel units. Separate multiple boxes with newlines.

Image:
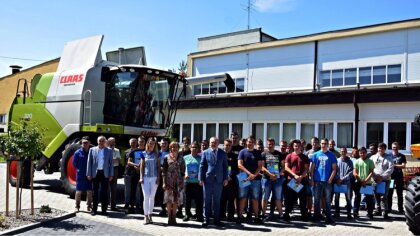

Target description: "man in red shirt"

left=283, top=139, right=310, bottom=222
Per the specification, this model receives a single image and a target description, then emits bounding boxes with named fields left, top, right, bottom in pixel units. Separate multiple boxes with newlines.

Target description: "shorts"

left=238, top=179, right=261, bottom=200
left=263, top=177, right=284, bottom=201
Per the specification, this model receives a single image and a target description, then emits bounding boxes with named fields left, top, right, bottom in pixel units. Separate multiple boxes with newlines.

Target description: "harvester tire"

left=60, top=143, right=80, bottom=198
left=405, top=176, right=420, bottom=234
left=9, top=156, right=31, bottom=188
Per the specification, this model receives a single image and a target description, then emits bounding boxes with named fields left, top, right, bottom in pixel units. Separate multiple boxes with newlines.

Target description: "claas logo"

left=59, top=74, right=84, bottom=84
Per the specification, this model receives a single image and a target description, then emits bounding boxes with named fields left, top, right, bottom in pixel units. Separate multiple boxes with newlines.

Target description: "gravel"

left=0, top=208, right=68, bottom=232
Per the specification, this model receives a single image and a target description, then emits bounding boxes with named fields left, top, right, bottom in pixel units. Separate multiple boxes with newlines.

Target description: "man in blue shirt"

left=310, top=138, right=337, bottom=224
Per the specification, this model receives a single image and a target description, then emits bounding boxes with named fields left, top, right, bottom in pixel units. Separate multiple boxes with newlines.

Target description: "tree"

left=3, top=120, right=46, bottom=217
left=178, top=60, right=188, bottom=77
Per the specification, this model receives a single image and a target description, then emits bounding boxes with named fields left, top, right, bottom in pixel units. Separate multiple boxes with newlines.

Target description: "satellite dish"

left=106, top=46, right=147, bottom=65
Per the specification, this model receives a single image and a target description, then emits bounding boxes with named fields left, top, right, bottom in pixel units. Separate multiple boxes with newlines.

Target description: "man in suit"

left=87, top=136, right=114, bottom=216
left=199, top=137, right=228, bottom=227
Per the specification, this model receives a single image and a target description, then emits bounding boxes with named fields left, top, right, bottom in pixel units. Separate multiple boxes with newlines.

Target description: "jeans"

left=334, top=182, right=353, bottom=214
left=142, top=177, right=158, bottom=215
left=314, top=181, right=332, bottom=218
left=238, top=180, right=261, bottom=199
left=353, top=182, right=374, bottom=214
left=124, top=175, right=131, bottom=206
left=263, top=177, right=284, bottom=201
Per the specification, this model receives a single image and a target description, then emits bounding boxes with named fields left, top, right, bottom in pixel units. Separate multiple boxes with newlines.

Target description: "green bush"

left=40, top=205, right=52, bottom=213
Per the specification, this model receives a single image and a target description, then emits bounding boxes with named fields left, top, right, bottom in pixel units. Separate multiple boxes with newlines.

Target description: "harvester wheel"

left=60, top=143, right=80, bottom=198
left=405, top=176, right=420, bottom=234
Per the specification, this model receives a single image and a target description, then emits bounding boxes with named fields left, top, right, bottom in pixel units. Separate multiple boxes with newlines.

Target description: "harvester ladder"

left=83, top=90, right=92, bottom=126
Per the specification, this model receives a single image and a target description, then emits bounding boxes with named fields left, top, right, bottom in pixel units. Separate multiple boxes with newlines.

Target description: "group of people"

left=72, top=132, right=406, bottom=227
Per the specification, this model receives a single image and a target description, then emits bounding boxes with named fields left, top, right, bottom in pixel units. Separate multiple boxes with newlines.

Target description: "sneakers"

left=183, top=215, right=190, bottom=222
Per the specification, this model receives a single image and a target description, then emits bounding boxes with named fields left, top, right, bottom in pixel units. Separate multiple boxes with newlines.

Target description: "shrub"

left=40, top=205, right=52, bottom=213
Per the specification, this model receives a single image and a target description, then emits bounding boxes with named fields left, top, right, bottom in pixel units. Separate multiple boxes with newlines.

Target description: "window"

left=359, top=67, right=371, bottom=85
left=337, top=123, right=353, bottom=148
left=218, top=81, right=226, bottom=93
left=209, top=82, right=218, bottom=94
left=411, top=123, right=420, bottom=145
left=219, top=123, right=229, bottom=142
left=182, top=124, right=191, bottom=140
left=388, top=123, right=406, bottom=150
left=320, top=71, right=330, bottom=87
left=194, top=124, right=203, bottom=142
left=318, top=123, right=333, bottom=140
left=301, top=123, right=315, bottom=144
left=193, top=85, right=201, bottom=95
left=373, top=66, right=386, bottom=84
left=236, top=78, right=245, bottom=92
left=232, top=123, right=243, bottom=139
left=172, top=124, right=180, bottom=141
left=267, top=123, right=280, bottom=144
left=201, top=84, right=210, bottom=94
left=0, top=114, right=5, bottom=124
left=366, top=123, right=384, bottom=147
left=344, top=68, right=357, bottom=86
left=252, top=123, right=264, bottom=141
left=283, top=123, right=296, bottom=142
left=388, top=64, right=401, bottom=83
left=206, top=124, right=216, bottom=140
left=331, top=69, right=343, bottom=86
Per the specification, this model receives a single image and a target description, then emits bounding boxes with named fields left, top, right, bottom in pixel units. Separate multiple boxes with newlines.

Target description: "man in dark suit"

left=199, top=137, right=228, bottom=227
left=87, top=136, right=114, bottom=216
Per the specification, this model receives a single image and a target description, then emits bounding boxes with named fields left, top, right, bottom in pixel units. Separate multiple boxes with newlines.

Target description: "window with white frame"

left=206, top=123, right=216, bottom=140
left=194, top=124, right=203, bottom=142
left=388, top=122, right=406, bottom=150
left=193, top=78, right=245, bottom=95
left=219, top=123, right=229, bottom=142
left=318, top=123, right=333, bottom=140
left=301, top=123, right=315, bottom=144
left=252, top=123, right=264, bottom=141
left=232, top=123, right=243, bottom=139
left=320, top=64, right=402, bottom=88
left=283, top=123, right=296, bottom=142
left=267, top=123, right=280, bottom=144
left=172, top=124, right=180, bottom=141
left=366, top=122, right=384, bottom=147
left=182, top=124, right=191, bottom=140
left=337, top=123, right=353, bottom=148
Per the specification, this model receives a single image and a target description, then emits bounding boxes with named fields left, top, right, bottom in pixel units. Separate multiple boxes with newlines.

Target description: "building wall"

left=0, top=59, right=59, bottom=131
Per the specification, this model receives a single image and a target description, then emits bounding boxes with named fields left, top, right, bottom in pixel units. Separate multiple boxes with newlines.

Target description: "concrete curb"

left=0, top=211, right=76, bottom=235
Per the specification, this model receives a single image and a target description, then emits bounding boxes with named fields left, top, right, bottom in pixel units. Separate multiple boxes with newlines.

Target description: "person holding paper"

left=199, top=137, right=228, bottom=227
left=371, top=142, right=394, bottom=219
left=310, top=138, right=337, bottom=224
left=237, top=136, right=264, bottom=225
left=284, top=139, right=310, bottom=223
left=334, top=147, right=354, bottom=219
left=388, top=142, right=406, bottom=214
left=353, top=147, right=374, bottom=219
left=183, top=142, right=203, bottom=222
left=261, top=138, right=285, bottom=222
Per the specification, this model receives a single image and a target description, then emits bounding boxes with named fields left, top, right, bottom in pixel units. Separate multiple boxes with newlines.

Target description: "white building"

left=173, top=19, right=420, bottom=153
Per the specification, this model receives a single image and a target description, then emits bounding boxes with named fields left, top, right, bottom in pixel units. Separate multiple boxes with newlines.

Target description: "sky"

left=0, top=0, right=419, bottom=78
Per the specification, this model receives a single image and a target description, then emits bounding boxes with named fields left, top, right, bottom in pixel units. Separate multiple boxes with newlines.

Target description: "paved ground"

left=0, top=163, right=413, bottom=235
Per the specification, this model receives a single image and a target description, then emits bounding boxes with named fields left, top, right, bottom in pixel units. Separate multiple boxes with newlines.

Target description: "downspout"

left=313, top=40, right=318, bottom=92
left=353, top=91, right=359, bottom=147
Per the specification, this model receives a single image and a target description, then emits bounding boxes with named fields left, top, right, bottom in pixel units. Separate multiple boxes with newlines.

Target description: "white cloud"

left=254, top=0, right=298, bottom=13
